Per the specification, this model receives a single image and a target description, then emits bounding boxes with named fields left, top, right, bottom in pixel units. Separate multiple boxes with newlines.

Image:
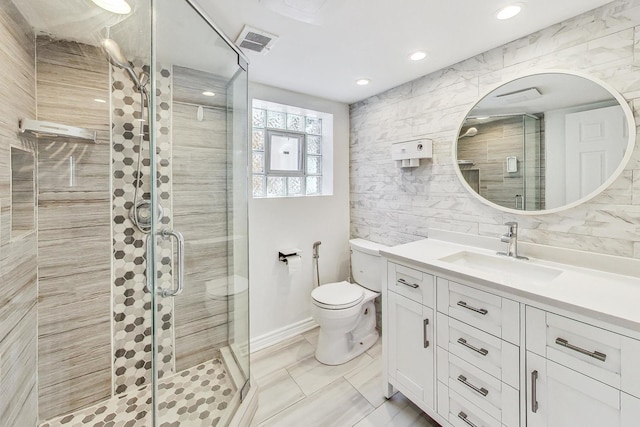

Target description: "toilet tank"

left=349, top=238, right=388, bottom=292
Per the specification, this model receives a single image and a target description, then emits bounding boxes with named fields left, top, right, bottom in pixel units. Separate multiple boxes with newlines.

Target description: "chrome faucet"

left=498, top=222, right=528, bottom=260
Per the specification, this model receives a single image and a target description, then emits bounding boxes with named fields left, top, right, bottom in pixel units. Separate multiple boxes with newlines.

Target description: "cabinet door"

left=388, top=291, right=435, bottom=409
left=527, top=352, right=640, bottom=427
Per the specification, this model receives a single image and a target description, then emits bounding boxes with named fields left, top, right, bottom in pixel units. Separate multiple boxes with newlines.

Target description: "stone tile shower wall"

left=111, top=63, right=174, bottom=394
left=0, top=3, right=37, bottom=425
left=36, top=38, right=112, bottom=421
left=350, top=0, right=640, bottom=258
left=457, top=117, right=545, bottom=211
left=171, top=66, right=231, bottom=372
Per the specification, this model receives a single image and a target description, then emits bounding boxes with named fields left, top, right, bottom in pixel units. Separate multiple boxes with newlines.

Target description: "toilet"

left=311, top=238, right=387, bottom=365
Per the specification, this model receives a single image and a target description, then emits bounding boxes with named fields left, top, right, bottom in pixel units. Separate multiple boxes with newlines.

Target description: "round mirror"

left=454, top=71, right=636, bottom=214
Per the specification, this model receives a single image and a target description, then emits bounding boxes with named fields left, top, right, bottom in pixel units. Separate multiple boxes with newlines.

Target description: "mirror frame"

left=452, top=70, right=637, bottom=215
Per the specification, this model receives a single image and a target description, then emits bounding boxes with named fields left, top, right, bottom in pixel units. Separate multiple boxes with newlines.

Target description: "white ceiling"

left=197, top=0, right=614, bottom=103
left=471, top=73, right=616, bottom=117
left=14, top=0, right=615, bottom=105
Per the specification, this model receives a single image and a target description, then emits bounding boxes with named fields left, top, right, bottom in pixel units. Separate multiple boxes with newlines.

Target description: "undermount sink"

left=438, top=250, right=563, bottom=284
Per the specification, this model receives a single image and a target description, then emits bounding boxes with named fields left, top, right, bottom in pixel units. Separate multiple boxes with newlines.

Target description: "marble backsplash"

left=350, top=0, right=640, bottom=259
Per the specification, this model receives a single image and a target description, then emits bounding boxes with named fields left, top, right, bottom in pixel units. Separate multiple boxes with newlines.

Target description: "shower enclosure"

left=457, top=114, right=543, bottom=210
left=0, top=1, right=251, bottom=426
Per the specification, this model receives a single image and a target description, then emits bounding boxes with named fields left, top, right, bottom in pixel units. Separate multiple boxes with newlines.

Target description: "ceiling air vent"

left=235, top=25, right=278, bottom=55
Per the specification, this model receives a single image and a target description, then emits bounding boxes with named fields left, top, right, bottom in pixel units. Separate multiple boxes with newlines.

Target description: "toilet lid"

left=311, top=281, right=364, bottom=310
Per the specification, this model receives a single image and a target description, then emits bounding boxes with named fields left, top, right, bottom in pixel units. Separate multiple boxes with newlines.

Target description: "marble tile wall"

left=350, top=0, right=640, bottom=259
left=0, top=1, right=37, bottom=426
left=35, top=37, right=113, bottom=421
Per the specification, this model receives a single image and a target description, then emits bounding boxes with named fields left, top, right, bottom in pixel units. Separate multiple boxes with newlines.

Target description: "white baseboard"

left=250, top=317, right=318, bottom=353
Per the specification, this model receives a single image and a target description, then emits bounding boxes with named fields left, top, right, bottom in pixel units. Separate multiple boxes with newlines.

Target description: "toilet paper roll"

left=286, top=255, right=301, bottom=275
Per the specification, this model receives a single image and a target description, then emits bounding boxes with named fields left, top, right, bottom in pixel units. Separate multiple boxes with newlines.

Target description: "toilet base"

left=314, top=300, right=379, bottom=365
left=315, top=328, right=378, bottom=366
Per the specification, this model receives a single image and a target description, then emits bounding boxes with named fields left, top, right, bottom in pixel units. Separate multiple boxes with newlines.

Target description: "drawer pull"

left=423, top=318, right=430, bottom=348
left=457, top=301, right=488, bottom=315
left=397, top=278, right=419, bottom=289
left=458, top=411, right=480, bottom=427
left=458, top=375, right=488, bottom=397
left=531, top=370, right=539, bottom=413
left=555, top=338, right=607, bottom=362
left=457, top=338, right=489, bottom=356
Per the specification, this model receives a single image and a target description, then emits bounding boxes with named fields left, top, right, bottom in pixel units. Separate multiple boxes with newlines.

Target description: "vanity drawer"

left=526, top=306, right=640, bottom=398
left=437, top=279, right=520, bottom=345
left=438, top=348, right=519, bottom=427
left=387, top=262, right=434, bottom=307
left=438, top=313, right=519, bottom=389
left=437, top=383, right=503, bottom=427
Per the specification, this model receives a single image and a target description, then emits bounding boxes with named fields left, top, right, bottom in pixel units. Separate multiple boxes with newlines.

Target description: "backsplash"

left=350, top=0, right=640, bottom=259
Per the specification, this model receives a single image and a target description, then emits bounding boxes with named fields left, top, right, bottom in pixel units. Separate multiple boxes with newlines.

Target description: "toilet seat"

left=311, top=281, right=364, bottom=310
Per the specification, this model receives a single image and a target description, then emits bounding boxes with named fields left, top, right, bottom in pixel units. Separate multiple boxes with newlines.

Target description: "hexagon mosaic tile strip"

left=39, top=357, right=235, bottom=427
left=111, top=63, right=175, bottom=395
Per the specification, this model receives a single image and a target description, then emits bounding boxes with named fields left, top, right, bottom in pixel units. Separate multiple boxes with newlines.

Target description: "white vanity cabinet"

left=381, top=252, right=640, bottom=427
left=526, top=351, right=640, bottom=427
left=525, top=306, right=640, bottom=427
left=385, top=262, right=436, bottom=411
left=436, top=278, right=521, bottom=427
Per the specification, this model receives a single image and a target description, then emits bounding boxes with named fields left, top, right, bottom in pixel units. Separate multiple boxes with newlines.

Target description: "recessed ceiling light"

left=91, top=0, right=132, bottom=14
left=496, top=4, right=522, bottom=20
left=94, top=98, right=107, bottom=103
left=202, top=91, right=216, bottom=97
left=356, top=79, right=370, bottom=86
left=410, top=51, right=427, bottom=61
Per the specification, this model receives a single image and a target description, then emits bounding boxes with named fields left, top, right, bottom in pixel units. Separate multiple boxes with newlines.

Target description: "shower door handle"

left=161, top=229, right=185, bottom=297
left=145, top=233, right=154, bottom=294
left=515, top=194, right=523, bottom=210
left=145, top=230, right=186, bottom=297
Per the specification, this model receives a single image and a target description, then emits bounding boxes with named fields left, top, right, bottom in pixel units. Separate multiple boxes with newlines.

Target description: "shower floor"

left=39, top=356, right=237, bottom=427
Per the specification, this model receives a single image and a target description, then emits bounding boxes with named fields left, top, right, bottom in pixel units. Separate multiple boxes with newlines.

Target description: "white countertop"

left=381, top=236, right=640, bottom=333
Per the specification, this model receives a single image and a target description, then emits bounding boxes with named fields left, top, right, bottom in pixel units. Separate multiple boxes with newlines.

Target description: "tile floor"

left=40, top=356, right=235, bottom=427
left=250, top=328, right=440, bottom=427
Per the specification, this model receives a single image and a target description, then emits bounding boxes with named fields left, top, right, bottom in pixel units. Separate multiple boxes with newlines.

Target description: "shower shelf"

left=19, top=118, right=96, bottom=143
left=457, top=160, right=475, bottom=165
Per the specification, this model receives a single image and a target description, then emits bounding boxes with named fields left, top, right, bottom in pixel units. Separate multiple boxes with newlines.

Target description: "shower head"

left=459, top=127, right=478, bottom=138
left=101, top=38, right=129, bottom=68
left=101, top=38, right=146, bottom=91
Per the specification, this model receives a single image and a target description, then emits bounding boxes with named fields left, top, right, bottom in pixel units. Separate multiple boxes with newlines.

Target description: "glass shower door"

left=149, top=1, right=249, bottom=424
left=523, top=115, right=542, bottom=210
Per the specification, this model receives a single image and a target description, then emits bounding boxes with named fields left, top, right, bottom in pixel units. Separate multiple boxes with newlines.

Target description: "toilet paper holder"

left=279, top=248, right=301, bottom=264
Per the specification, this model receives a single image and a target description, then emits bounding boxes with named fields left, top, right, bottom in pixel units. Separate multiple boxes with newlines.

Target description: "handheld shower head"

left=459, top=127, right=478, bottom=138
left=101, top=38, right=129, bottom=68
left=101, top=38, right=146, bottom=91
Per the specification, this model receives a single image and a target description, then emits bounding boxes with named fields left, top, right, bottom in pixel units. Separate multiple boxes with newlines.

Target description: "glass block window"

left=267, top=110, right=286, bottom=129
left=252, top=129, right=265, bottom=151
left=252, top=108, right=266, bottom=128
left=252, top=105, right=326, bottom=198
